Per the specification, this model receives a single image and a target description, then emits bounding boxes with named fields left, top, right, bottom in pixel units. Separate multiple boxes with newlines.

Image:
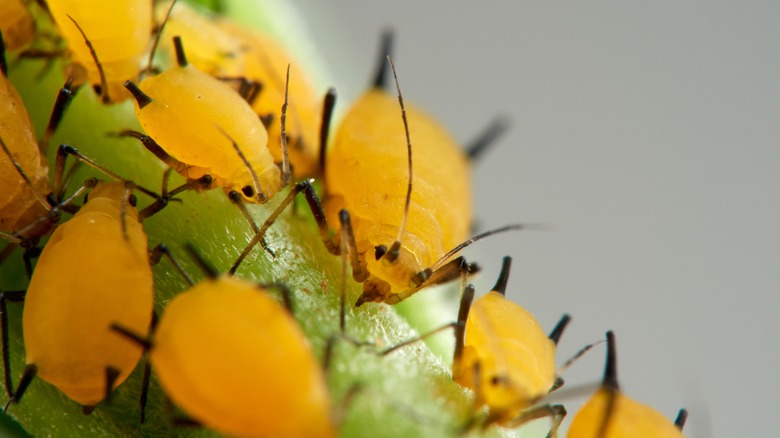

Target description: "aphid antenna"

left=425, top=223, right=529, bottom=275
left=279, top=64, right=292, bottom=185
left=382, top=56, right=413, bottom=264
left=144, top=0, right=179, bottom=76
left=213, top=124, right=266, bottom=202
left=183, top=243, right=219, bottom=280
left=65, top=15, right=109, bottom=103
left=555, top=334, right=605, bottom=377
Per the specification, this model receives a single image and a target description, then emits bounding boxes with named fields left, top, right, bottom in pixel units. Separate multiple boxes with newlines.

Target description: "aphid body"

left=148, top=276, right=335, bottom=438
left=126, top=37, right=281, bottom=203
left=21, top=181, right=152, bottom=406
left=567, top=331, right=686, bottom=438
left=0, top=52, right=50, bottom=238
left=452, top=257, right=567, bottom=430
left=47, top=0, right=152, bottom=102
left=324, top=79, right=471, bottom=305
left=153, top=0, right=323, bottom=177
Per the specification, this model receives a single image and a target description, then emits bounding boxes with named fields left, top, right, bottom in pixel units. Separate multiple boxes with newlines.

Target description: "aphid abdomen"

left=22, top=182, right=152, bottom=405
left=136, top=65, right=281, bottom=199
left=0, top=73, right=50, bottom=235
left=151, top=278, right=334, bottom=438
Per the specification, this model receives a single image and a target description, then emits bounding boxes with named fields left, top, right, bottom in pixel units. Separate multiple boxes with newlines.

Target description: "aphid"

left=0, top=0, right=35, bottom=51
left=46, top=0, right=153, bottom=102
left=0, top=30, right=82, bottom=265
left=450, top=256, right=573, bottom=435
left=2, top=181, right=154, bottom=412
left=567, top=331, right=688, bottom=437
left=254, top=33, right=514, bottom=305
left=150, top=0, right=324, bottom=177
left=112, top=248, right=336, bottom=438
left=121, top=36, right=284, bottom=208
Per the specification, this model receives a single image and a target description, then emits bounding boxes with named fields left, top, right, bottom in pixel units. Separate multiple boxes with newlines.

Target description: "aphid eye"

left=241, top=185, right=255, bottom=198
left=92, top=84, right=102, bottom=96
left=490, top=376, right=502, bottom=386
left=374, top=245, right=387, bottom=260
left=128, top=194, right=138, bottom=207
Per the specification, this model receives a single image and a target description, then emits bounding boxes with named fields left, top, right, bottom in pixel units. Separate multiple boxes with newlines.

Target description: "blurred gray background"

left=272, top=1, right=779, bottom=436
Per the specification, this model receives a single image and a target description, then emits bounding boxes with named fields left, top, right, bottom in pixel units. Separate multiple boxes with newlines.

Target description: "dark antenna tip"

left=184, top=243, right=218, bottom=279
left=603, top=330, right=619, bottom=390
left=491, top=256, right=512, bottom=296
left=172, top=36, right=188, bottom=67
left=371, top=29, right=394, bottom=89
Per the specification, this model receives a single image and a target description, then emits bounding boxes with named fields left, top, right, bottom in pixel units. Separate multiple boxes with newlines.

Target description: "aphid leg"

left=452, top=284, right=476, bottom=377
left=674, top=408, right=689, bottom=430
left=183, top=244, right=218, bottom=279
left=465, top=116, right=510, bottom=161
left=229, top=181, right=316, bottom=275
left=138, top=175, right=211, bottom=221
left=102, top=366, right=121, bottom=405
left=65, top=15, right=110, bottom=103
left=39, top=78, right=79, bottom=153
left=318, top=88, right=337, bottom=181
left=227, top=191, right=269, bottom=256
left=138, top=310, right=158, bottom=424
left=143, top=0, right=178, bottom=77
left=3, top=364, right=37, bottom=411
left=257, top=282, right=294, bottom=315
left=164, top=397, right=201, bottom=428
left=54, top=144, right=161, bottom=200
left=149, top=244, right=194, bottom=286
left=376, top=256, right=478, bottom=306
left=114, top=129, right=188, bottom=177
left=0, top=291, right=25, bottom=400
left=501, top=403, right=567, bottom=438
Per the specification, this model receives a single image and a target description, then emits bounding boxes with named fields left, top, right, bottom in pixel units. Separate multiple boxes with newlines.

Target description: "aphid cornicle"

left=122, top=36, right=283, bottom=205
left=276, top=31, right=515, bottom=305
left=3, top=181, right=154, bottom=411
left=46, top=0, right=153, bottom=103
left=567, top=331, right=688, bottom=438
left=451, top=256, right=571, bottom=434
left=150, top=0, right=324, bottom=178
left=112, top=252, right=336, bottom=438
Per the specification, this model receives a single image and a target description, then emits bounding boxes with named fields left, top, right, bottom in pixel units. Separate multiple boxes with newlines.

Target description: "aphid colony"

left=0, top=1, right=688, bottom=437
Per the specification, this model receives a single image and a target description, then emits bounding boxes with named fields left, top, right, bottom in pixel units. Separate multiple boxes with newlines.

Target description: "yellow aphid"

left=0, top=0, right=34, bottom=51
left=145, top=276, right=335, bottom=438
left=124, top=36, right=281, bottom=203
left=568, top=331, right=687, bottom=438
left=11, top=181, right=153, bottom=409
left=452, top=257, right=569, bottom=433
left=47, top=0, right=152, bottom=102
left=325, top=87, right=471, bottom=303
left=0, top=52, right=50, bottom=240
left=153, top=0, right=323, bottom=177
left=289, top=32, right=518, bottom=307
left=221, top=22, right=323, bottom=177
